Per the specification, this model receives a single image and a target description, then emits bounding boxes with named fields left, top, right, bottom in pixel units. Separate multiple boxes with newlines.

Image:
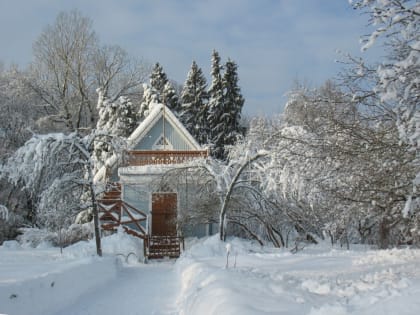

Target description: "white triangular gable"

left=94, top=104, right=202, bottom=183
left=127, top=103, right=201, bottom=150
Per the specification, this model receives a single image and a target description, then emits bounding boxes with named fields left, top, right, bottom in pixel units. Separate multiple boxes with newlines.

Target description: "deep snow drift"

left=177, top=237, right=420, bottom=315
left=1, top=233, right=420, bottom=315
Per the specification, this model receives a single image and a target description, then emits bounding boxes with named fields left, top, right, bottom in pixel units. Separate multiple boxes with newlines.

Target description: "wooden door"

left=151, top=193, right=177, bottom=236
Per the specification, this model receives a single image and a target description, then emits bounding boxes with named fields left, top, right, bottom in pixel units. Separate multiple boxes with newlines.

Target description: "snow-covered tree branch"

left=1, top=131, right=126, bottom=255
left=0, top=204, right=8, bottom=221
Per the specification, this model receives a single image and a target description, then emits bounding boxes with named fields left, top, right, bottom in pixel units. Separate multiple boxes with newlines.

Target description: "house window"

left=152, top=135, right=173, bottom=150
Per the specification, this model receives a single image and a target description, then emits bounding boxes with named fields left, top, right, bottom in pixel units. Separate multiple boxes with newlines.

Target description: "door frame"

left=150, top=192, right=178, bottom=236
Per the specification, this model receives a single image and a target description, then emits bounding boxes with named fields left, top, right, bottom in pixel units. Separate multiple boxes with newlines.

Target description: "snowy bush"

left=17, top=228, right=58, bottom=248
left=93, top=89, right=135, bottom=172
left=0, top=208, right=24, bottom=245
left=0, top=204, right=8, bottom=221
left=17, top=223, right=93, bottom=248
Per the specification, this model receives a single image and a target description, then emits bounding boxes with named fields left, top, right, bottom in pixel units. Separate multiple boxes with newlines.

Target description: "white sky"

left=0, top=0, right=381, bottom=115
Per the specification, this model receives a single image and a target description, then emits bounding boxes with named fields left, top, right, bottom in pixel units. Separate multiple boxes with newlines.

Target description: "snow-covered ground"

left=1, top=233, right=420, bottom=315
left=178, top=237, right=420, bottom=315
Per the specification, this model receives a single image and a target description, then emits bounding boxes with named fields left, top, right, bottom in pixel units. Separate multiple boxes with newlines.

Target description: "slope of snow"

left=54, top=262, right=179, bottom=315
left=1, top=234, right=420, bottom=315
left=0, top=252, right=116, bottom=315
left=175, top=236, right=420, bottom=315
left=0, top=230, right=143, bottom=315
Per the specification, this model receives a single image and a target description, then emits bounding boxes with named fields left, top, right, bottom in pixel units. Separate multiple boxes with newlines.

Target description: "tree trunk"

left=378, top=218, right=390, bottom=249
left=219, top=153, right=267, bottom=241
left=271, top=226, right=286, bottom=247
left=87, top=166, right=102, bottom=256
left=230, top=220, right=264, bottom=246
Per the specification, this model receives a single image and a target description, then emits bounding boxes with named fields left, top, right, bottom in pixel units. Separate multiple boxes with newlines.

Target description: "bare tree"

left=93, top=44, right=150, bottom=102
left=0, top=66, right=39, bottom=159
left=28, top=10, right=149, bottom=132
left=30, top=10, right=98, bottom=131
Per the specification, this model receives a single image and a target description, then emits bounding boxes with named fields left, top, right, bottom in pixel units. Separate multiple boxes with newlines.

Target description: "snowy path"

left=2, top=236, right=420, bottom=315
left=53, top=261, right=179, bottom=315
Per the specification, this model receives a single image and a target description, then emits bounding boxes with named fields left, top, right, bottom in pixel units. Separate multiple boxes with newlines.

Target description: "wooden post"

left=90, top=184, right=102, bottom=257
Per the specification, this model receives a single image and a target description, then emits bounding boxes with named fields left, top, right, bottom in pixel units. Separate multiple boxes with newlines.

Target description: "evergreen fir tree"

left=111, top=96, right=138, bottom=137
left=93, top=88, right=111, bottom=172
left=138, top=83, right=158, bottom=121
left=222, top=58, right=245, bottom=145
left=208, top=50, right=226, bottom=159
left=150, top=62, right=168, bottom=96
left=162, top=81, right=180, bottom=114
left=93, top=89, right=137, bottom=172
left=180, top=61, right=209, bottom=144
left=142, top=63, right=180, bottom=116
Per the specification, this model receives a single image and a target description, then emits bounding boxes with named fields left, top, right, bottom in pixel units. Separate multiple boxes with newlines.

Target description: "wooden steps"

left=98, top=182, right=147, bottom=239
left=98, top=182, right=184, bottom=260
left=102, top=183, right=121, bottom=199
left=146, top=236, right=184, bottom=259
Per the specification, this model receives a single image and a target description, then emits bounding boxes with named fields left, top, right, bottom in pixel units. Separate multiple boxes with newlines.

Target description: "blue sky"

left=0, top=0, right=380, bottom=115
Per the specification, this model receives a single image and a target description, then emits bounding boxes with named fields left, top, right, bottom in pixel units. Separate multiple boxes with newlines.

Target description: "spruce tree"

left=139, top=84, right=158, bottom=121
left=146, top=63, right=180, bottom=115
left=222, top=58, right=245, bottom=145
left=208, top=50, right=226, bottom=159
left=162, top=81, right=180, bottom=114
left=180, top=61, right=209, bottom=144
left=93, top=89, right=137, bottom=172
left=111, top=96, right=138, bottom=137
left=150, top=62, right=168, bottom=96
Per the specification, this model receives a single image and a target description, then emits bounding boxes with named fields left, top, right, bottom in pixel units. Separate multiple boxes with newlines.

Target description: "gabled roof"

left=127, top=103, right=201, bottom=150
left=94, top=103, right=202, bottom=183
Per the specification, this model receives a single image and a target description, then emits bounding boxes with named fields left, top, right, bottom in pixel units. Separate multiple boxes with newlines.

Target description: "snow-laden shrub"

left=17, top=223, right=93, bottom=248
left=0, top=211, right=24, bottom=245
left=17, top=228, right=57, bottom=248
left=0, top=204, right=8, bottom=221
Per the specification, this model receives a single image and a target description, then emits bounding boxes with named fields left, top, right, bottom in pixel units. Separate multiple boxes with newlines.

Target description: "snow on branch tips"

left=0, top=205, right=8, bottom=221
left=0, top=131, right=116, bottom=256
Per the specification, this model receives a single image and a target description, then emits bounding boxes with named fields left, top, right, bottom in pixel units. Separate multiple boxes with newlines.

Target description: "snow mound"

left=0, top=230, right=145, bottom=315
left=0, top=253, right=117, bottom=315
left=184, top=234, right=264, bottom=258
left=301, top=279, right=331, bottom=295
left=0, top=240, right=22, bottom=250
left=176, top=236, right=420, bottom=315
left=64, top=228, right=144, bottom=262
left=353, top=248, right=420, bottom=266
left=309, top=304, right=348, bottom=315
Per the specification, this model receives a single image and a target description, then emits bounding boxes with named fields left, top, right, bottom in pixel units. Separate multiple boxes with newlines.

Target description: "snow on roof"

left=118, top=160, right=207, bottom=178
left=94, top=104, right=202, bottom=183
left=118, top=164, right=177, bottom=179
left=127, top=103, right=201, bottom=150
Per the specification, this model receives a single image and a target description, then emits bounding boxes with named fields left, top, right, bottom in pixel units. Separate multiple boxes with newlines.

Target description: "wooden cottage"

left=94, top=103, right=211, bottom=259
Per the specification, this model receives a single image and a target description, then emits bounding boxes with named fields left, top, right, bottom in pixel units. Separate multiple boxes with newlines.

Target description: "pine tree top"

left=150, top=62, right=168, bottom=93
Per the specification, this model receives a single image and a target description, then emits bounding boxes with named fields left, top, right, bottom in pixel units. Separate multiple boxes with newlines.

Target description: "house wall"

left=123, top=184, right=149, bottom=213
left=109, top=167, right=119, bottom=182
left=133, top=117, right=193, bottom=151
left=120, top=171, right=215, bottom=238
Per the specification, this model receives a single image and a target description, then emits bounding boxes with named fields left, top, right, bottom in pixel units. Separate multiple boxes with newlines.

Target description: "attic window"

left=153, top=135, right=173, bottom=150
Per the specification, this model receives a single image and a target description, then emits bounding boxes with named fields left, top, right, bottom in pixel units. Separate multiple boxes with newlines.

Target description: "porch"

left=123, top=150, right=208, bottom=166
left=98, top=184, right=185, bottom=260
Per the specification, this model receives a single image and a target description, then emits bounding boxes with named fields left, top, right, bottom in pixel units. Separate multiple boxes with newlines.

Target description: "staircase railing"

left=98, top=182, right=185, bottom=260
left=98, top=199, right=147, bottom=238
left=145, top=235, right=184, bottom=259
left=124, top=150, right=208, bottom=166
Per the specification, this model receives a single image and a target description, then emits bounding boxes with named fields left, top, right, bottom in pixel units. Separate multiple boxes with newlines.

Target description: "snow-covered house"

left=94, top=103, right=209, bottom=258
